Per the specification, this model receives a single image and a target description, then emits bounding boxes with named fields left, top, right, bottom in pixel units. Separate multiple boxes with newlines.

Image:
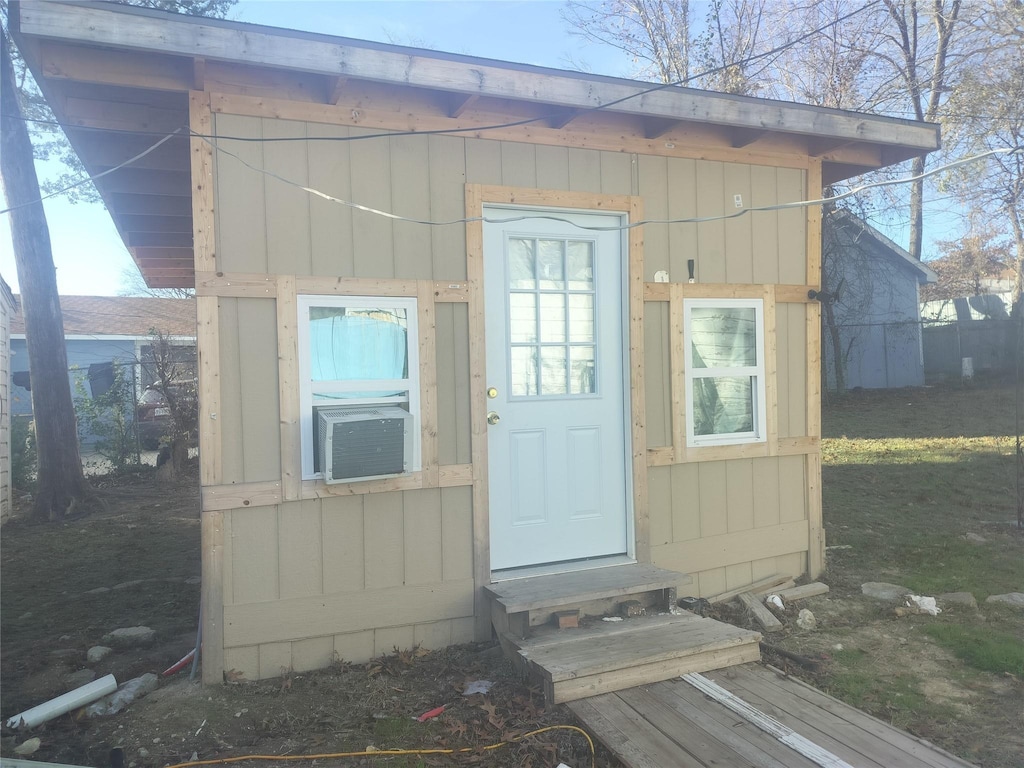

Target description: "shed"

left=13, top=1, right=940, bottom=685
left=823, top=210, right=937, bottom=389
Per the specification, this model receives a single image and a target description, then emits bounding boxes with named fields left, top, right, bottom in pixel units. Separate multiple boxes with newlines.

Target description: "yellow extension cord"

left=162, top=724, right=596, bottom=768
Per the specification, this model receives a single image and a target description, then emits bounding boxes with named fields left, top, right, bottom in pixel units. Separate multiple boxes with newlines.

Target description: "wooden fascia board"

left=18, top=1, right=940, bottom=154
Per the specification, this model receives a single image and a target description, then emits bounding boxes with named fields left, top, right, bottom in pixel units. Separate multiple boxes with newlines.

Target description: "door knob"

left=487, top=411, right=501, bottom=425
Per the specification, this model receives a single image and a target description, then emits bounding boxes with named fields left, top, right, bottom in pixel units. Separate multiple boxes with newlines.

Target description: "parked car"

left=135, top=381, right=197, bottom=450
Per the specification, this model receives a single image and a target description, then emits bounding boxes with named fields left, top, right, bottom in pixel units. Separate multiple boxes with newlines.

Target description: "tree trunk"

left=1, top=30, right=91, bottom=521
left=907, top=156, right=925, bottom=261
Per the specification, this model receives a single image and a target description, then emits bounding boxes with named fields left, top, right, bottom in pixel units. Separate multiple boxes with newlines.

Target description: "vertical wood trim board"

left=628, top=196, right=650, bottom=563
left=190, top=91, right=216, bottom=273
left=464, top=184, right=491, bottom=641
left=417, top=283, right=440, bottom=487
left=276, top=275, right=300, bottom=501
left=668, top=284, right=685, bottom=464
left=804, top=161, right=824, bottom=576
left=763, top=285, right=779, bottom=454
left=201, top=509, right=225, bottom=684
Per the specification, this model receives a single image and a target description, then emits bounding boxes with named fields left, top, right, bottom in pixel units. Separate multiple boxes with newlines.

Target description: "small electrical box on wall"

left=687, top=259, right=696, bottom=283
left=654, top=270, right=669, bottom=283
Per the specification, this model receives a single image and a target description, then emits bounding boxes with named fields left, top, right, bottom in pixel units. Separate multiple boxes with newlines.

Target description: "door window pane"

left=509, top=293, right=537, bottom=343
left=567, top=241, right=594, bottom=290
left=509, top=238, right=536, bottom=289
left=510, top=346, right=538, bottom=396
left=540, top=293, right=566, bottom=342
left=537, top=240, right=565, bottom=289
left=540, top=347, right=567, bottom=395
left=570, top=346, right=596, bottom=394
left=569, top=294, right=595, bottom=343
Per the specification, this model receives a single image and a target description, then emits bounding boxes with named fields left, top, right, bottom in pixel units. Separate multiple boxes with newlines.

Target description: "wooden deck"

left=569, top=663, right=976, bottom=768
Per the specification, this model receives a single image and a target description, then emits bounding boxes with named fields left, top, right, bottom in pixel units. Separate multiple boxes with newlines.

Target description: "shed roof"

left=11, top=295, right=196, bottom=338
left=12, top=0, right=941, bottom=290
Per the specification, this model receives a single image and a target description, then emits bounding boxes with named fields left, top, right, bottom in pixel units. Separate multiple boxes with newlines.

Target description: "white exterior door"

left=484, top=207, right=630, bottom=572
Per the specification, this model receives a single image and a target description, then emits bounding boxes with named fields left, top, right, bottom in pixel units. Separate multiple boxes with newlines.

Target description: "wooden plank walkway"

left=568, top=663, right=976, bottom=768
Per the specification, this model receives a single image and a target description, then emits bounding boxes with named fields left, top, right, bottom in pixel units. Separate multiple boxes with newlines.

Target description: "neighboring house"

left=9, top=296, right=196, bottom=444
left=823, top=210, right=937, bottom=389
left=1, top=277, right=15, bottom=524
left=13, top=1, right=939, bottom=685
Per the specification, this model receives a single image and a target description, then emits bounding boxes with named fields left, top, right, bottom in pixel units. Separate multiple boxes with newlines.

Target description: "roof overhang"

left=12, top=0, right=941, bottom=289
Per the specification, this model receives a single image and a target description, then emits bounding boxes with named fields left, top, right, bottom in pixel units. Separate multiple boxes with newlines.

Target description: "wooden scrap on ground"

left=707, top=574, right=790, bottom=605
left=776, top=582, right=829, bottom=602
left=738, top=592, right=784, bottom=633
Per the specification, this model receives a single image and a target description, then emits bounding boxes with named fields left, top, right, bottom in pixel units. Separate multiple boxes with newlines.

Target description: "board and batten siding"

left=208, top=111, right=816, bottom=678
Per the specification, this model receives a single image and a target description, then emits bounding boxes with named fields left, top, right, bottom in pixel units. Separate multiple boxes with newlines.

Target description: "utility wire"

left=195, top=132, right=1021, bottom=231
left=0, top=128, right=184, bottom=216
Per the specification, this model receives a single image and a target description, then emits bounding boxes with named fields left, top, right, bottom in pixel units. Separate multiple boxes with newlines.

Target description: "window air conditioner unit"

left=317, top=405, right=413, bottom=483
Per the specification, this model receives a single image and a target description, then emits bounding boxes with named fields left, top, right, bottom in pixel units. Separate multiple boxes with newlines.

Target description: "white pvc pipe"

left=5, top=674, right=117, bottom=729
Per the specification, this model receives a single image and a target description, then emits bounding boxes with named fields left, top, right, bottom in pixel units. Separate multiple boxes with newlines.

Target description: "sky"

left=0, top=0, right=955, bottom=296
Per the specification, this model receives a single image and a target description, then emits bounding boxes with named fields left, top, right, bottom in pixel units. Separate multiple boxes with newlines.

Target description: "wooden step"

left=484, top=563, right=691, bottom=613
left=508, top=612, right=762, bottom=704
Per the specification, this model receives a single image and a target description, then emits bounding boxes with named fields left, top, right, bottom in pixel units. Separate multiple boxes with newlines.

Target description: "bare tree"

left=120, top=266, right=195, bottom=300
left=145, top=331, right=197, bottom=479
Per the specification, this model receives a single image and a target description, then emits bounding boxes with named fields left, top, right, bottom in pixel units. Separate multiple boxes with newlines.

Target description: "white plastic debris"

left=6, top=674, right=117, bottom=729
left=14, top=738, right=41, bottom=755
left=85, top=673, right=158, bottom=717
left=905, top=595, right=941, bottom=616
left=462, top=680, right=494, bottom=696
left=602, top=616, right=624, bottom=622
left=765, top=594, right=785, bottom=611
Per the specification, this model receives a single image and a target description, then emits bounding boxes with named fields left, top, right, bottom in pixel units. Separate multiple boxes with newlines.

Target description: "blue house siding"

left=10, top=337, right=142, bottom=445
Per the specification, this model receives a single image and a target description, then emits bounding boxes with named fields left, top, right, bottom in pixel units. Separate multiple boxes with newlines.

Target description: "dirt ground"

left=3, top=388, right=1022, bottom=768
left=0, top=468, right=609, bottom=768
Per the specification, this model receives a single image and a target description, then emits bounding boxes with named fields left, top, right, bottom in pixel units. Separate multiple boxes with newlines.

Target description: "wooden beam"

left=38, top=39, right=193, bottom=91
left=276, top=275, right=300, bottom=501
left=18, top=1, right=940, bottom=151
left=107, top=193, right=192, bottom=217
left=125, top=231, right=193, bottom=248
left=97, top=168, right=192, bottom=197
left=731, top=127, right=767, bottom=148
left=68, top=131, right=190, bottom=172
left=548, top=107, right=580, bottom=129
left=808, top=137, right=853, bottom=157
left=448, top=93, right=478, bottom=118
left=193, top=56, right=206, bottom=91
left=136, top=267, right=196, bottom=277
left=119, top=214, right=192, bottom=233
left=145, top=275, right=195, bottom=289
left=62, top=96, right=186, bottom=134
left=643, top=117, right=679, bottom=139
left=738, top=592, right=784, bottom=632
left=328, top=75, right=347, bottom=104
left=128, top=245, right=194, bottom=261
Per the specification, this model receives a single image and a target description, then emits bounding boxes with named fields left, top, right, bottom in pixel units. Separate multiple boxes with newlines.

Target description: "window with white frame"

left=683, top=298, right=766, bottom=447
left=297, top=295, right=420, bottom=480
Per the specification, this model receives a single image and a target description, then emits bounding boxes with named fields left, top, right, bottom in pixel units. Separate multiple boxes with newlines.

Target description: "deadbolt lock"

left=487, top=387, right=498, bottom=399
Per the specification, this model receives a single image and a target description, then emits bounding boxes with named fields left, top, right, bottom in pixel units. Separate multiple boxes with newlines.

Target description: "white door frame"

left=482, top=202, right=636, bottom=576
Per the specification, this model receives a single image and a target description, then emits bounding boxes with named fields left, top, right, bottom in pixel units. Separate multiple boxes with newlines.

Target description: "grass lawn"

left=774, top=379, right=1024, bottom=767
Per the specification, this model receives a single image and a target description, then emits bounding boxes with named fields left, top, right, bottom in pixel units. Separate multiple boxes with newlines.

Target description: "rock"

left=138, top=748, right=149, bottom=758
left=938, top=592, right=978, bottom=610
left=65, top=669, right=97, bottom=687
left=85, top=673, right=159, bottom=717
left=963, top=532, right=987, bottom=543
left=796, top=609, right=817, bottom=630
left=14, top=738, right=41, bottom=756
left=103, top=626, right=156, bottom=648
left=87, top=645, right=114, bottom=663
left=985, top=593, right=1024, bottom=609
left=861, top=582, right=911, bottom=601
